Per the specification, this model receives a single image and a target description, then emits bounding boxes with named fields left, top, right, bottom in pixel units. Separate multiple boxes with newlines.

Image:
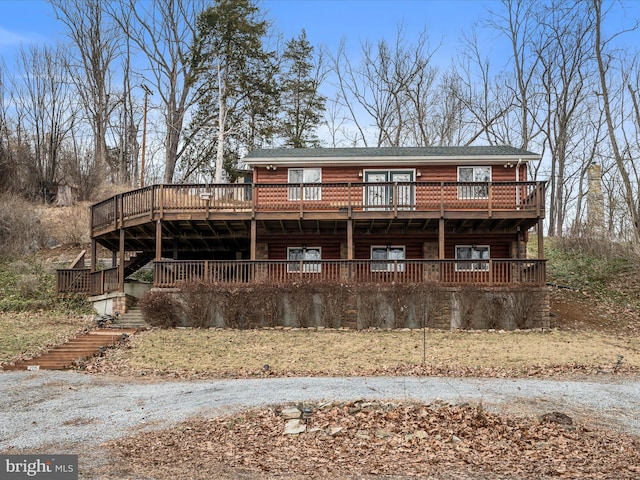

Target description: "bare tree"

left=594, top=0, right=640, bottom=242
left=13, top=44, right=76, bottom=201
left=535, top=0, right=596, bottom=236
left=331, top=25, right=443, bottom=147
left=109, top=0, right=205, bottom=184
left=50, top=0, right=122, bottom=184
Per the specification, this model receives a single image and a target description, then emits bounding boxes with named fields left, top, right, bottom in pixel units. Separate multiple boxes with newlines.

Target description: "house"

left=57, top=146, right=549, bottom=329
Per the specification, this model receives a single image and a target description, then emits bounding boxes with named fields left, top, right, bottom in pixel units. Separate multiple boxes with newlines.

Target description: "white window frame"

left=363, top=169, right=415, bottom=211
left=370, top=245, right=406, bottom=272
left=288, top=168, right=322, bottom=201
left=455, top=245, right=490, bottom=271
left=287, top=246, right=322, bottom=273
left=457, top=166, right=491, bottom=199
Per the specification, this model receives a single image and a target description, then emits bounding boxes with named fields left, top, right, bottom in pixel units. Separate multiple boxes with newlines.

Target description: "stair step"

left=5, top=328, right=137, bottom=371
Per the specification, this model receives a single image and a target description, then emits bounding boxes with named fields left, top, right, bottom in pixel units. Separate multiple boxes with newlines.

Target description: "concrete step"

left=4, top=328, right=137, bottom=371
left=112, top=308, right=150, bottom=329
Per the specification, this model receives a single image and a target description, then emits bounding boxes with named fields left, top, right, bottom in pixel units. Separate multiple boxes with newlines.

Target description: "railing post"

left=488, top=259, right=493, bottom=286
left=488, top=182, right=492, bottom=217
left=440, top=182, right=445, bottom=217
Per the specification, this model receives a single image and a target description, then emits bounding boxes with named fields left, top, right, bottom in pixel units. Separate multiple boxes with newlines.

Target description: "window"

left=455, top=245, right=490, bottom=271
left=287, top=247, right=321, bottom=273
left=288, top=168, right=321, bottom=201
left=458, top=166, right=491, bottom=199
left=371, top=246, right=405, bottom=272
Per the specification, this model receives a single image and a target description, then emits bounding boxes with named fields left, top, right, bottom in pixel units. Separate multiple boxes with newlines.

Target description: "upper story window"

left=455, top=245, right=490, bottom=271
left=288, top=168, right=322, bottom=201
left=371, top=245, right=406, bottom=272
left=287, top=246, right=321, bottom=273
left=458, top=166, right=491, bottom=199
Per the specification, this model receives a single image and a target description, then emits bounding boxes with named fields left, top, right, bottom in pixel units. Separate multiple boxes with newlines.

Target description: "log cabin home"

left=57, top=146, right=549, bottom=329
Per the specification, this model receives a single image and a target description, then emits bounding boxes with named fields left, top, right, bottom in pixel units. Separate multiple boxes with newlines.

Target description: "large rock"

left=283, top=419, right=306, bottom=435
left=281, top=407, right=302, bottom=420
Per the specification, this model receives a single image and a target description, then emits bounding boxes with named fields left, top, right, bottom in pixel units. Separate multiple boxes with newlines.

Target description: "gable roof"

left=243, top=146, right=540, bottom=166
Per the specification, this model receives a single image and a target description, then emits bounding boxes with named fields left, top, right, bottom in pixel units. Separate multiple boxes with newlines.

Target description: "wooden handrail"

left=91, top=182, right=545, bottom=235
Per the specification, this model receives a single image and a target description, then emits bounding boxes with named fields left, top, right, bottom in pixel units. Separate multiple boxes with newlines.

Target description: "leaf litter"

left=106, top=400, right=640, bottom=480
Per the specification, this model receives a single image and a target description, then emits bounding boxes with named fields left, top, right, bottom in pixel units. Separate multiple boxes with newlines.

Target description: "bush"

left=139, top=290, right=183, bottom=328
left=0, top=193, right=46, bottom=258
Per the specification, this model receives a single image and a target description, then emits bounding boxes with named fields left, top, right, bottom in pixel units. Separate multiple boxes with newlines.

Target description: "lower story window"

left=455, top=245, right=490, bottom=271
left=371, top=245, right=405, bottom=272
left=287, top=247, right=321, bottom=273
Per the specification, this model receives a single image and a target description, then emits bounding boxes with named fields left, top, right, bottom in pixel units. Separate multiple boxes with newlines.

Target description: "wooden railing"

left=91, top=181, right=545, bottom=234
left=57, top=259, right=546, bottom=295
left=153, top=259, right=546, bottom=288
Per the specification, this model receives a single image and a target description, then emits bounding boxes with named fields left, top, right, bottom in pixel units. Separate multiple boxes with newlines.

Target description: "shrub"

left=139, top=290, right=183, bottom=328
left=0, top=193, right=47, bottom=258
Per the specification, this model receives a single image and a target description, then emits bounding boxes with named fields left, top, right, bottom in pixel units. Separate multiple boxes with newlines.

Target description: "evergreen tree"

left=188, top=0, right=277, bottom=182
left=279, top=30, right=326, bottom=148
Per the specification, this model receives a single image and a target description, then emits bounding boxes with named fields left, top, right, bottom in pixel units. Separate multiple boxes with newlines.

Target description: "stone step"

left=4, top=328, right=137, bottom=371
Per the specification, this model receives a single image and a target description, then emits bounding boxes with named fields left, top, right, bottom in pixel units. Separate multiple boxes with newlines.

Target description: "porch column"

left=347, top=219, right=353, bottom=260
left=155, top=220, right=162, bottom=261
left=537, top=218, right=544, bottom=259
left=250, top=219, right=257, bottom=260
left=90, top=239, right=97, bottom=272
left=438, top=218, right=445, bottom=259
left=118, top=228, right=125, bottom=293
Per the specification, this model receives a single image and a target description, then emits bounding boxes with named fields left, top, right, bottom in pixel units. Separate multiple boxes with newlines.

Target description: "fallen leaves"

left=106, top=400, right=640, bottom=480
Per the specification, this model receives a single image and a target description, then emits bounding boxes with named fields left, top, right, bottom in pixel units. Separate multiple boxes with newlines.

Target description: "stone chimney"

left=586, top=162, right=605, bottom=237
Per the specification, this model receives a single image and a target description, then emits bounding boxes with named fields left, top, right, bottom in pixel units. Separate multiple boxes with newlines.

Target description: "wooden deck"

left=90, top=181, right=545, bottom=236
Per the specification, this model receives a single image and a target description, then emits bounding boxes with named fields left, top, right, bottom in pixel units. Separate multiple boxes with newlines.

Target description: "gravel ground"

left=1, top=372, right=639, bottom=476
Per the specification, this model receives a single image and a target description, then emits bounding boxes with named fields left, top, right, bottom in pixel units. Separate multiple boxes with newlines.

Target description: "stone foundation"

left=144, top=284, right=550, bottom=331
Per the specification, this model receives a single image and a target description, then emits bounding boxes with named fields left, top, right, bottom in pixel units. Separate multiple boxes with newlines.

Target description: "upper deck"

left=91, top=181, right=545, bottom=240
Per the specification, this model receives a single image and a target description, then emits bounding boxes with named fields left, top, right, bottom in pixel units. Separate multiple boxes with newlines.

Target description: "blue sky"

left=0, top=0, right=494, bottom=65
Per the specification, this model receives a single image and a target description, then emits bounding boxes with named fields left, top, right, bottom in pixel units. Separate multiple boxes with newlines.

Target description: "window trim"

left=362, top=169, right=415, bottom=211
left=287, top=246, right=322, bottom=273
left=455, top=245, right=490, bottom=272
left=370, top=245, right=406, bottom=272
left=457, top=166, right=492, bottom=200
left=288, top=167, right=322, bottom=201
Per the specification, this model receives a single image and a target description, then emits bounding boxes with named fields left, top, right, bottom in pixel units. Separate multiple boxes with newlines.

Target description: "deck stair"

left=124, top=252, right=154, bottom=278
left=4, top=328, right=136, bottom=371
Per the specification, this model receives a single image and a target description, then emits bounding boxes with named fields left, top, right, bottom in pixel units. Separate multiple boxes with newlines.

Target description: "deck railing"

left=91, top=181, right=545, bottom=234
left=57, top=259, right=546, bottom=296
left=153, top=259, right=546, bottom=288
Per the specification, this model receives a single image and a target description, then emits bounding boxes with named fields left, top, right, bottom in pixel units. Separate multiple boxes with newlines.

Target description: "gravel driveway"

left=1, top=371, right=639, bottom=475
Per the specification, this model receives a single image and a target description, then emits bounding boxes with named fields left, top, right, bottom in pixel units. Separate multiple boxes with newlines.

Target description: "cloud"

left=0, top=27, right=36, bottom=47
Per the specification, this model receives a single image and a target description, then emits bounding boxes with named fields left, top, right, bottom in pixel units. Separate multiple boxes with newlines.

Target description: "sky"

left=0, top=0, right=495, bottom=66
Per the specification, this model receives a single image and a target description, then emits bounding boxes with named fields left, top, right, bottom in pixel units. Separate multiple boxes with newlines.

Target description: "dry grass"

left=98, top=327, right=640, bottom=377
left=0, top=312, right=92, bottom=366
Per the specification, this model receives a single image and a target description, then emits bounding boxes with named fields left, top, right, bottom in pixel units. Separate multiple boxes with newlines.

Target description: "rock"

left=281, top=407, right=302, bottom=419
left=414, top=430, right=428, bottom=439
left=449, top=435, right=461, bottom=443
left=539, top=412, right=573, bottom=425
left=374, top=428, right=392, bottom=439
left=329, top=427, right=343, bottom=436
left=355, top=430, right=370, bottom=439
left=283, top=419, right=306, bottom=435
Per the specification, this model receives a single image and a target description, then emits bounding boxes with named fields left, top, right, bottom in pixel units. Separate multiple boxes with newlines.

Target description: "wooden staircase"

left=4, top=328, right=137, bottom=371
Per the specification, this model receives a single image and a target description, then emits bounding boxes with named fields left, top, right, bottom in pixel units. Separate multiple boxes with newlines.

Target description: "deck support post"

left=155, top=220, right=162, bottom=261
left=537, top=218, right=544, bottom=259
left=118, top=228, right=125, bottom=293
left=438, top=217, right=445, bottom=259
left=347, top=219, right=353, bottom=260
left=90, top=240, right=97, bottom=273
left=250, top=219, right=257, bottom=260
